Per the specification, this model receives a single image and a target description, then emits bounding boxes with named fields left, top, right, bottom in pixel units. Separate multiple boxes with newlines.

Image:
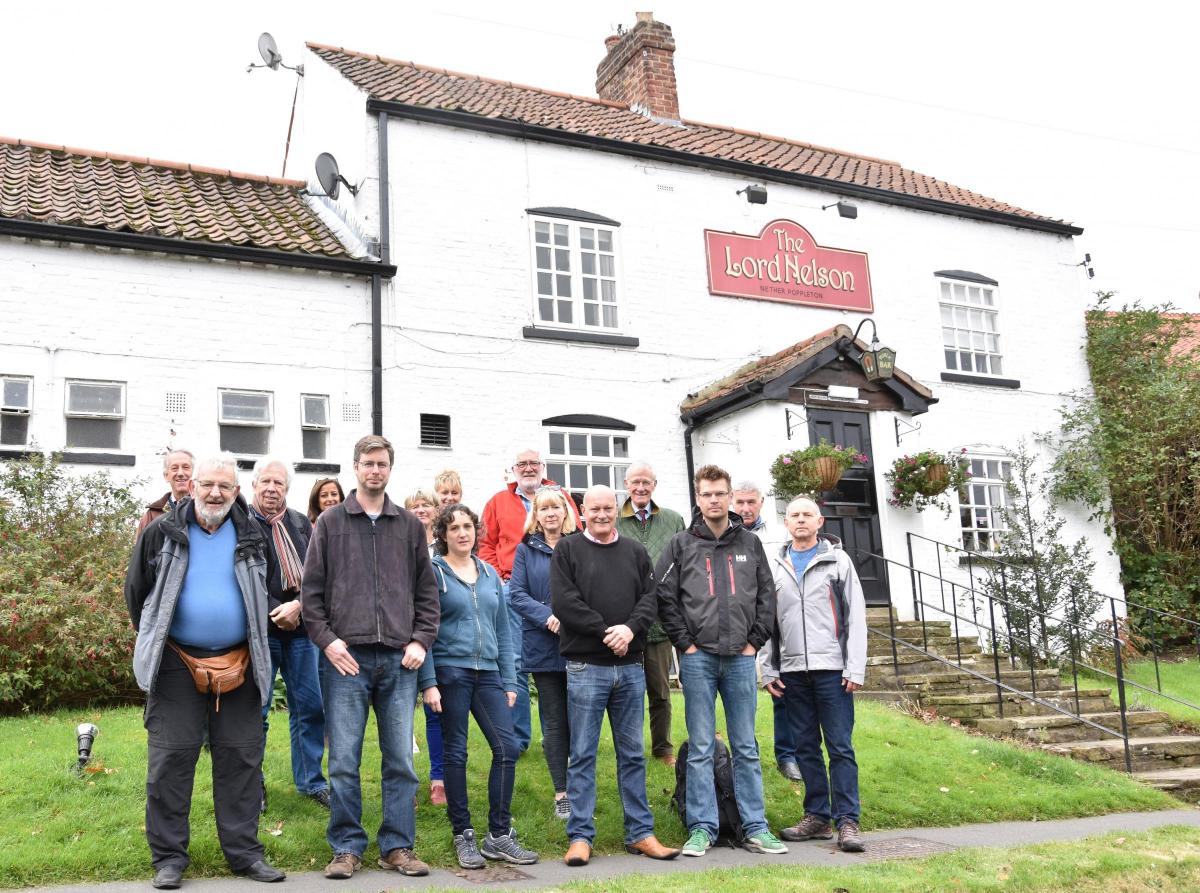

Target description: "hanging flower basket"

left=885, top=449, right=972, bottom=515
left=771, top=443, right=868, bottom=501
left=804, top=456, right=846, bottom=491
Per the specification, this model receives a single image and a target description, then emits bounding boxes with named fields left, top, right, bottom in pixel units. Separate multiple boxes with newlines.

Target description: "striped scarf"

left=259, top=505, right=304, bottom=592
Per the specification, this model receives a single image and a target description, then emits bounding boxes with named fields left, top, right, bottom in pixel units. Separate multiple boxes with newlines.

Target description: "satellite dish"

left=315, top=152, right=359, bottom=199
left=315, top=153, right=343, bottom=200
left=258, top=32, right=283, bottom=69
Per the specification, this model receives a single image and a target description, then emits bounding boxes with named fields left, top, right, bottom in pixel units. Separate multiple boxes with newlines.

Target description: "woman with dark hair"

left=306, top=478, right=343, bottom=524
left=507, top=486, right=577, bottom=820
left=419, top=504, right=538, bottom=870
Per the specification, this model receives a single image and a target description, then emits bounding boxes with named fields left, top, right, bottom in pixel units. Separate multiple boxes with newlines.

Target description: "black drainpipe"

left=682, top=420, right=697, bottom=513
left=372, top=110, right=391, bottom=436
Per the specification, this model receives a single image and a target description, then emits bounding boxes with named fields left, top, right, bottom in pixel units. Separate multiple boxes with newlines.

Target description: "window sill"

left=0, top=447, right=41, bottom=460
left=294, top=461, right=341, bottom=474
left=522, top=326, right=639, bottom=349
left=940, top=372, right=1021, bottom=390
left=418, top=444, right=452, bottom=451
left=59, top=451, right=136, bottom=467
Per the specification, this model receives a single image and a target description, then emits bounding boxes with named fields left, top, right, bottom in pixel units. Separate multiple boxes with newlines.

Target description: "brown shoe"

left=837, top=819, right=865, bottom=853
left=564, top=839, right=591, bottom=867
left=656, top=752, right=677, bottom=767
left=429, top=780, right=447, bottom=806
left=781, top=814, right=834, bottom=841
left=378, top=848, right=430, bottom=876
left=323, top=853, right=360, bottom=880
left=624, top=835, right=680, bottom=860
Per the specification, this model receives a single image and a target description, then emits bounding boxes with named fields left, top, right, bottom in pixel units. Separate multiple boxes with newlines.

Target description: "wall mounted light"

left=848, top=318, right=896, bottom=382
left=736, top=184, right=768, bottom=204
left=822, top=200, right=858, bottom=219
left=1077, top=253, right=1095, bottom=279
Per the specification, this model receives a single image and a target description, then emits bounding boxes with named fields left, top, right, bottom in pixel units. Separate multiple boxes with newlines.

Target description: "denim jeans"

left=504, top=583, right=532, bottom=751
left=319, top=645, right=418, bottom=857
left=263, top=634, right=328, bottom=794
left=565, top=660, right=655, bottom=846
left=531, top=671, right=569, bottom=793
left=678, top=649, right=768, bottom=839
left=772, top=694, right=796, bottom=765
left=422, top=703, right=444, bottom=782
left=437, top=665, right=518, bottom=836
left=781, top=669, right=860, bottom=824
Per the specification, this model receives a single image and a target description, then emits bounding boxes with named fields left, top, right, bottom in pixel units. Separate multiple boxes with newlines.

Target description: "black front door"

left=806, top=408, right=890, bottom=606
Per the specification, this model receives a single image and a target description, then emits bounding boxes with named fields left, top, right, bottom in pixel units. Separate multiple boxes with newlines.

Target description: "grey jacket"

left=124, top=496, right=274, bottom=706
left=757, top=535, right=867, bottom=686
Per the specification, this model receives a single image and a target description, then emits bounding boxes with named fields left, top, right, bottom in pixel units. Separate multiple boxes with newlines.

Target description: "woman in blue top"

left=420, top=504, right=538, bottom=870
left=508, top=486, right=577, bottom=820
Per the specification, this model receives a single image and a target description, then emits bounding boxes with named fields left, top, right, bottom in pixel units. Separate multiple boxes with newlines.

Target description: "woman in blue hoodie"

left=420, top=504, right=538, bottom=870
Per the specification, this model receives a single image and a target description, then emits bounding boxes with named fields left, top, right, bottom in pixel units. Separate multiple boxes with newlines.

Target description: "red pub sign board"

left=704, top=219, right=873, bottom=312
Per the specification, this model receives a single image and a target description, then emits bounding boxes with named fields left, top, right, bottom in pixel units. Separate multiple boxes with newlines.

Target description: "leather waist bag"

left=168, top=642, right=249, bottom=711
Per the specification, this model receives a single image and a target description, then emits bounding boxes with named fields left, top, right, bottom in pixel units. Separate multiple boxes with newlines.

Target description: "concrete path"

left=13, top=809, right=1200, bottom=893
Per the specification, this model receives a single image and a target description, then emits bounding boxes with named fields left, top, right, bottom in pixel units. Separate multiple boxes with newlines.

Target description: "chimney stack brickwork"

left=596, top=12, right=680, bottom=121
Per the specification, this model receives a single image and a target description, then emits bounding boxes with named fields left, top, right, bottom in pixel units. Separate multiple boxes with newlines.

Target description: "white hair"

left=194, top=451, right=239, bottom=479
left=625, top=461, right=656, bottom=481
left=732, top=480, right=763, bottom=498
left=161, top=448, right=194, bottom=473
left=252, top=456, right=293, bottom=488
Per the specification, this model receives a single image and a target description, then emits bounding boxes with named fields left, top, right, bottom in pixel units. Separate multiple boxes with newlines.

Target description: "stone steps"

left=927, top=689, right=1115, bottom=720
left=1133, top=766, right=1200, bottom=803
left=1042, top=735, right=1200, bottom=772
left=973, top=710, right=1173, bottom=744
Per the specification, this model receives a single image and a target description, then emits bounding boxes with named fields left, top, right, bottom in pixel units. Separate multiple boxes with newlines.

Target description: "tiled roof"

left=681, top=324, right=934, bottom=416
left=309, top=43, right=1070, bottom=229
left=0, top=137, right=350, bottom=257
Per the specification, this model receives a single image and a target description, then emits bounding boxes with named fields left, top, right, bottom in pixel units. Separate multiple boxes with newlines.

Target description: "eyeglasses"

left=698, top=490, right=730, bottom=501
left=536, top=484, right=562, bottom=493
left=356, top=460, right=391, bottom=470
left=515, top=461, right=543, bottom=470
left=194, top=480, right=237, bottom=494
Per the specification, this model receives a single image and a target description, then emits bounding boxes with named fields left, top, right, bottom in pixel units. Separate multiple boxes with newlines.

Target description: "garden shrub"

left=0, top=452, right=142, bottom=712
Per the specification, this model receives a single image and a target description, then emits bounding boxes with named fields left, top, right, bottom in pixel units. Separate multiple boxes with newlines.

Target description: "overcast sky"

left=4, top=1, right=1196, bottom=309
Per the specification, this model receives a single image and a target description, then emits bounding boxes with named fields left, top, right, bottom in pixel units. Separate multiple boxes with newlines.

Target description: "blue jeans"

left=263, top=635, right=328, bottom=794
left=423, top=703, right=444, bottom=782
left=781, top=670, right=859, bottom=824
left=503, top=583, right=532, bottom=751
left=319, top=645, right=418, bottom=857
left=437, top=665, right=518, bottom=836
left=678, top=649, right=768, bottom=839
left=565, top=661, right=655, bottom=846
left=772, top=694, right=796, bottom=765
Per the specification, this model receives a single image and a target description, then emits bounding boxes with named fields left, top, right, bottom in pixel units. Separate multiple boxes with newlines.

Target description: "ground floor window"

left=545, top=429, right=631, bottom=505
left=959, top=455, right=1011, bottom=552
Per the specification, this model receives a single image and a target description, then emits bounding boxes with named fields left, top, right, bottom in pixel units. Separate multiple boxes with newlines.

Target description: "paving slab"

left=8, top=809, right=1200, bottom=893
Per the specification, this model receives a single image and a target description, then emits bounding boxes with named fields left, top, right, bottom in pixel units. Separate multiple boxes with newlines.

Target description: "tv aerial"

left=247, top=32, right=304, bottom=75
left=315, top=153, right=360, bottom=200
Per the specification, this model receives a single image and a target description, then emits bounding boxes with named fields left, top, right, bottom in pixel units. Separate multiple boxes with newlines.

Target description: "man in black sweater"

left=550, top=485, right=680, bottom=868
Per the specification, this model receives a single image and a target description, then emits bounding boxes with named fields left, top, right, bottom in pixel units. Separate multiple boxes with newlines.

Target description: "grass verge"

left=0, top=693, right=1173, bottom=885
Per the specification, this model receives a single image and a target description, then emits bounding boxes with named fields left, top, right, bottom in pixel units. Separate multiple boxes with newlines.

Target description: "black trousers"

left=144, top=646, right=264, bottom=871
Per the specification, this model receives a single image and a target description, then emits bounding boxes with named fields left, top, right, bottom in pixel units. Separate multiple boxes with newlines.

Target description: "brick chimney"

left=596, top=12, right=680, bottom=122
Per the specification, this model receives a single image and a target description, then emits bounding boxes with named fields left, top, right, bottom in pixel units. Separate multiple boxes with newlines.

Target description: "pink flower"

left=781, top=456, right=792, bottom=465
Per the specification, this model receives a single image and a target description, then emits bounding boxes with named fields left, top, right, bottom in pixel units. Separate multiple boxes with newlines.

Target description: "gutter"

left=0, top=217, right=397, bottom=277
left=372, top=109, right=392, bottom=436
left=366, top=98, right=1084, bottom=238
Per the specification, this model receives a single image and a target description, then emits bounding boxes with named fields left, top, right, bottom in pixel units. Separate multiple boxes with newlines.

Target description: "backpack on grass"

left=670, top=738, right=745, bottom=847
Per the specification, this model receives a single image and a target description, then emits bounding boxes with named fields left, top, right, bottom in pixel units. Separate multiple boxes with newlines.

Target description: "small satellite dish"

left=258, top=32, right=283, bottom=70
left=315, top=152, right=359, bottom=199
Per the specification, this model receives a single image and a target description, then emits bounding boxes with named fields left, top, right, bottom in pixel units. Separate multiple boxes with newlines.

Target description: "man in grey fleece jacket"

left=758, top=496, right=867, bottom=853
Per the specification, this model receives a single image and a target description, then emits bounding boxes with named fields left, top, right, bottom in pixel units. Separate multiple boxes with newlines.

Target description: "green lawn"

left=0, top=692, right=1173, bottom=886
left=511, top=825, right=1200, bottom=893
left=1066, top=656, right=1200, bottom=726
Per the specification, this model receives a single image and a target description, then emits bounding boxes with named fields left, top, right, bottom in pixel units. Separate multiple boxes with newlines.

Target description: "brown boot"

left=624, top=835, right=680, bottom=860
left=564, top=839, right=591, bottom=866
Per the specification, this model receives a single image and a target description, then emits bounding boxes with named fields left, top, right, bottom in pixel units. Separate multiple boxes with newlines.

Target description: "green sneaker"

left=743, top=829, right=789, bottom=854
left=680, top=828, right=711, bottom=857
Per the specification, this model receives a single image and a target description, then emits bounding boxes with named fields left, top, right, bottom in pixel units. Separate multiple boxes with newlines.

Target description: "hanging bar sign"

left=704, top=219, right=873, bottom=312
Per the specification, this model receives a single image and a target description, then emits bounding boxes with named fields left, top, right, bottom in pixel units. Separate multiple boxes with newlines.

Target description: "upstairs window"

left=939, top=274, right=1003, bottom=376
left=529, top=210, right=621, bottom=332
left=65, top=379, right=125, bottom=450
left=219, top=389, right=272, bottom=456
left=301, top=394, right=330, bottom=460
left=1, top=375, right=32, bottom=446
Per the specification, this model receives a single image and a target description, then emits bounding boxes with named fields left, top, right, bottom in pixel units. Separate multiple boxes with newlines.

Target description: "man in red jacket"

left=479, top=448, right=579, bottom=751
